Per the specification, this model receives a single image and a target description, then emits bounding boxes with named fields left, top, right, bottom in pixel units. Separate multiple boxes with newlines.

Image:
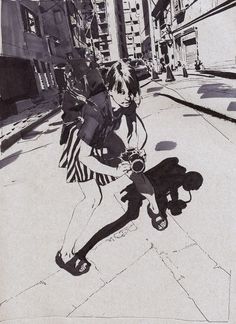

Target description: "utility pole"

left=147, top=0, right=161, bottom=80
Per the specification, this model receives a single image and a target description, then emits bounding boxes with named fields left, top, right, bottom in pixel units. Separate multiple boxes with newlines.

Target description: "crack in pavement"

left=169, top=215, right=231, bottom=276
left=0, top=270, right=60, bottom=306
left=66, top=244, right=153, bottom=318
left=172, top=242, right=198, bottom=254
left=152, top=244, right=209, bottom=322
left=146, top=212, right=231, bottom=323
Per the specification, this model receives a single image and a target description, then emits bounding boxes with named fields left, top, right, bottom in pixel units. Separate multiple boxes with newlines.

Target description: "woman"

left=56, top=60, right=167, bottom=276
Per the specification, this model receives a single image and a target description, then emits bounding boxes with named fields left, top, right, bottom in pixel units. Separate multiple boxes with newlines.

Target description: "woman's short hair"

left=106, top=60, right=140, bottom=98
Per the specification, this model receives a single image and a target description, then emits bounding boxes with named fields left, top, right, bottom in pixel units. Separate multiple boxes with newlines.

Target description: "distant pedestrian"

left=182, top=64, right=188, bottom=77
left=54, top=64, right=66, bottom=106
left=195, top=58, right=203, bottom=71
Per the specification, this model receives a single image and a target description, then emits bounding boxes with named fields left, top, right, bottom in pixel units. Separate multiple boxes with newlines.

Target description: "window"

left=173, top=0, right=183, bottom=16
left=21, top=6, right=41, bottom=36
left=33, top=60, right=45, bottom=90
left=41, top=61, right=50, bottom=88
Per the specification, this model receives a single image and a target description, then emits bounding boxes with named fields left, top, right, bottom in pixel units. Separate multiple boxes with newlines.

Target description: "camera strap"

left=135, top=113, right=148, bottom=150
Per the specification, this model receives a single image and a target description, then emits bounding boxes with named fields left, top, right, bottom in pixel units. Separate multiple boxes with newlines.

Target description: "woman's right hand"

left=115, top=162, right=131, bottom=177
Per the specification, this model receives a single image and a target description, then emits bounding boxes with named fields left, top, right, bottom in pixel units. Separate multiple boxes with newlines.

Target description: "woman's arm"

left=79, top=140, right=130, bottom=177
left=127, top=121, right=139, bottom=148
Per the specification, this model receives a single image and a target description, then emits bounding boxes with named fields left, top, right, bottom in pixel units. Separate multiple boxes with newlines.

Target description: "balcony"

left=152, top=0, right=170, bottom=17
left=101, top=49, right=110, bottom=54
left=99, top=30, right=109, bottom=36
left=96, top=5, right=106, bottom=14
left=98, top=18, right=108, bottom=24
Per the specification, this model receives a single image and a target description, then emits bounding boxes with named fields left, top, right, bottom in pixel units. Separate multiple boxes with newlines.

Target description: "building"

left=0, top=0, right=48, bottom=118
left=90, top=0, right=126, bottom=62
left=122, top=0, right=144, bottom=59
left=152, top=0, right=236, bottom=70
left=113, top=0, right=128, bottom=59
left=0, top=0, right=87, bottom=119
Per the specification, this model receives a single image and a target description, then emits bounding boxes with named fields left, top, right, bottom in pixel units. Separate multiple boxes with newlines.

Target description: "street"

left=1, top=80, right=236, bottom=324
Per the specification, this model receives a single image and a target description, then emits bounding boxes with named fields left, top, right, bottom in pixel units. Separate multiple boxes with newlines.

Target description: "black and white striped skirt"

left=59, top=124, right=117, bottom=186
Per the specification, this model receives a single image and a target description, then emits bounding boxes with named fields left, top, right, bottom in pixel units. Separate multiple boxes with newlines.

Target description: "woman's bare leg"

left=60, top=179, right=102, bottom=262
left=129, top=172, right=159, bottom=213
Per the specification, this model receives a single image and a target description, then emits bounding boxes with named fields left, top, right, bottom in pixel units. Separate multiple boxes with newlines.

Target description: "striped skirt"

left=59, top=124, right=117, bottom=186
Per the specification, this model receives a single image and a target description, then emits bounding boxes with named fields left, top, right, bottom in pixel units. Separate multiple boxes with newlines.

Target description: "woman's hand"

left=115, top=161, right=131, bottom=177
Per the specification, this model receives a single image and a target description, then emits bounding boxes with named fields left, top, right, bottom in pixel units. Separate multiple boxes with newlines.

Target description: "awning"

left=152, top=0, right=170, bottom=17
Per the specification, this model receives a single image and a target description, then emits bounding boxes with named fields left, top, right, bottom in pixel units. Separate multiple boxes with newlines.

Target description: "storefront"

left=0, top=57, right=38, bottom=118
left=174, top=27, right=198, bottom=68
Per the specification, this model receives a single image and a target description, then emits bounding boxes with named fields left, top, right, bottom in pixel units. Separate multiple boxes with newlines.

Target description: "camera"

left=120, top=148, right=146, bottom=174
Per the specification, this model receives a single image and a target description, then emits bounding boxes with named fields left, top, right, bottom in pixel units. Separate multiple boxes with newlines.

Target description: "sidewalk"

left=0, top=91, right=61, bottom=153
left=145, top=71, right=236, bottom=122
left=1, top=71, right=236, bottom=154
left=0, top=87, right=234, bottom=323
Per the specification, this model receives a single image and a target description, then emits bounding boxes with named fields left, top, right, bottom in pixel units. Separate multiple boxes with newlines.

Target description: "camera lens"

left=131, top=159, right=145, bottom=173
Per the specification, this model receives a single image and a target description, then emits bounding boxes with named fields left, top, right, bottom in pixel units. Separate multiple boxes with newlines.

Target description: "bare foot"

left=148, top=203, right=159, bottom=215
left=60, top=250, right=74, bottom=263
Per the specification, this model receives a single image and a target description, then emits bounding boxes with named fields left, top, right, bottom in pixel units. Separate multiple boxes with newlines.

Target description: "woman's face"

left=110, top=83, right=133, bottom=109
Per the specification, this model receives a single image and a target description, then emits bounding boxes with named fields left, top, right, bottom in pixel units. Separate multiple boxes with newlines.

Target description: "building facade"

left=0, top=0, right=87, bottom=119
left=122, top=0, right=144, bottom=59
left=90, top=0, right=126, bottom=62
left=152, top=0, right=236, bottom=70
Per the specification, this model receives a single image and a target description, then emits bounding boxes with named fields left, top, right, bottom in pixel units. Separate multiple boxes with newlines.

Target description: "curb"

left=157, top=92, right=236, bottom=124
left=1, top=107, right=61, bottom=153
left=149, top=79, right=236, bottom=124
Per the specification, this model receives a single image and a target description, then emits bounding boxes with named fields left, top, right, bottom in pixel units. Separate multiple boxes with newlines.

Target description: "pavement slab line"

left=66, top=245, right=153, bottom=318
left=0, top=270, right=60, bottom=307
left=148, top=213, right=231, bottom=323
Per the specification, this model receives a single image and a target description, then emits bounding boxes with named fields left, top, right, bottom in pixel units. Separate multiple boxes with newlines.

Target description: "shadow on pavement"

left=146, top=87, right=163, bottom=93
left=155, top=141, right=177, bottom=151
left=21, top=130, right=42, bottom=140
left=0, top=150, right=22, bottom=169
left=197, top=83, right=236, bottom=99
left=227, top=102, right=236, bottom=111
left=43, top=127, right=60, bottom=134
left=77, top=157, right=203, bottom=260
left=49, top=121, right=63, bottom=126
left=183, top=113, right=202, bottom=117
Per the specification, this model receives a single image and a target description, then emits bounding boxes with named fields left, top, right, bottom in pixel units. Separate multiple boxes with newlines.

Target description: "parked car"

left=129, top=59, right=151, bottom=81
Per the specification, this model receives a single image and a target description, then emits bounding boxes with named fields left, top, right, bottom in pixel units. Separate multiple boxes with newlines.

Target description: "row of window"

left=33, top=60, right=55, bottom=90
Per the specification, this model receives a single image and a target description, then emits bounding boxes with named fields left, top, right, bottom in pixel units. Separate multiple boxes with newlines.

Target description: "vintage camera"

left=120, top=148, right=146, bottom=173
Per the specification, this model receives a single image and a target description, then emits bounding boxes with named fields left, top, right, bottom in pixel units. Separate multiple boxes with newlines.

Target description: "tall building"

left=122, top=0, right=145, bottom=59
left=152, top=0, right=236, bottom=70
left=112, top=0, right=128, bottom=59
left=92, top=0, right=126, bottom=62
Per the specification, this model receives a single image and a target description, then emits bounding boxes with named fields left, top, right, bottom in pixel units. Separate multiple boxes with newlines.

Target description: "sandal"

left=55, top=251, right=91, bottom=276
left=147, top=204, right=168, bottom=231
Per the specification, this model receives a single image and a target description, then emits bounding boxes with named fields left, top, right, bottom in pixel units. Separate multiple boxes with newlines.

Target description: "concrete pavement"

left=147, top=71, right=236, bottom=122
left=1, top=71, right=236, bottom=154
left=1, top=90, right=235, bottom=323
left=0, top=91, right=60, bottom=153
